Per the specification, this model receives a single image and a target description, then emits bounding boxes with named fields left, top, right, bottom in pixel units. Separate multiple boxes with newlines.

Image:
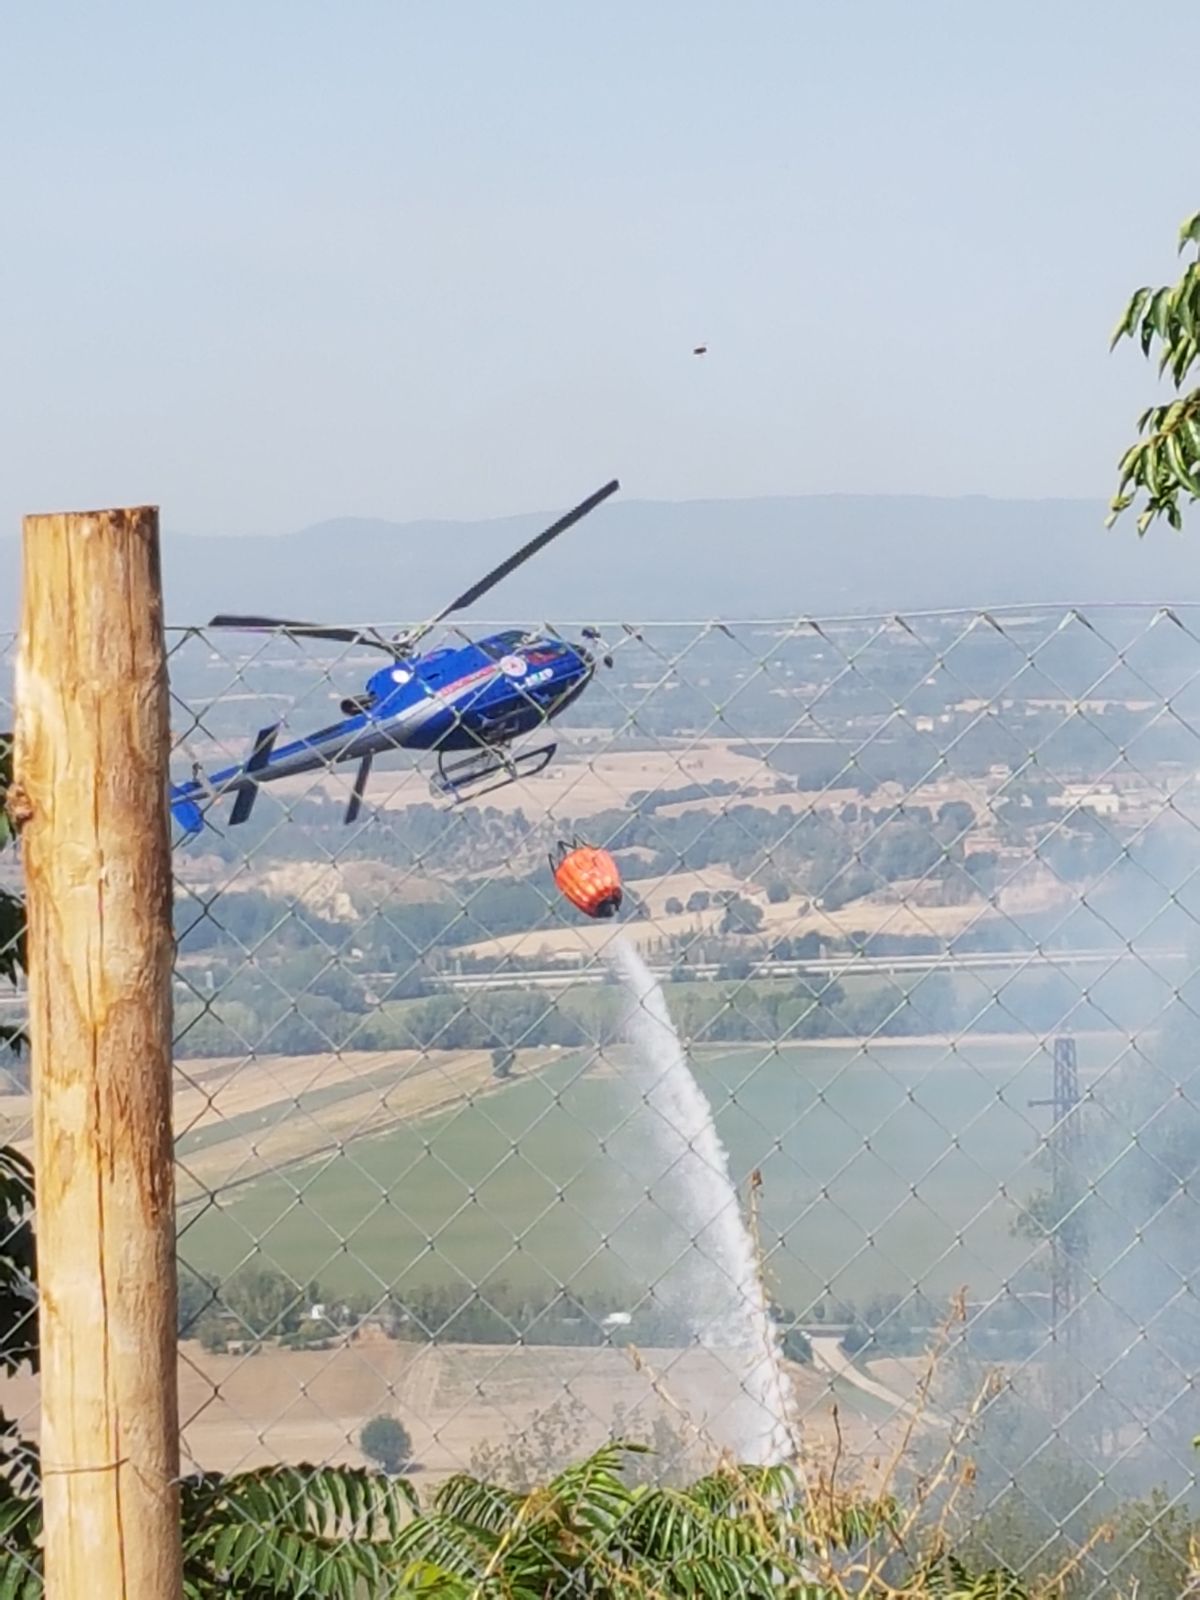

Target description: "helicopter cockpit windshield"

left=479, top=629, right=542, bottom=660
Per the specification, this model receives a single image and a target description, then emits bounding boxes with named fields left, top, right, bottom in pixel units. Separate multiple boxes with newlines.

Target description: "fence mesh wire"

left=3, top=603, right=1200, bottom=1591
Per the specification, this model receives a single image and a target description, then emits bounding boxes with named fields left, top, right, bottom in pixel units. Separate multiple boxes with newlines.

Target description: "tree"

left=360, top=1414, right=413, bottom=1475
left=221, top=1262, right=308, bottom=1343
left=178, top=1264, right=217, bottom=1340
left=491, top=1045, right=516, bottom=1080
left=0, top=736, right=26, bottom=1059
left=936, top=800, right=974, bottom=838
left=964, top=849, right=998, bottom=890
left=194, top=1310, right=230, bottom=1355
left=719, top=894, right=764, bottom=935
left=385, top=1445, right=1038, bottom=1597
left=0, top=734, right=40, bottom=1559
left=664, top=896, right=683, bottom=915
left=780, top=1327, right=812, bottom=1365
left=1109, top=207, right=1200, bottom=533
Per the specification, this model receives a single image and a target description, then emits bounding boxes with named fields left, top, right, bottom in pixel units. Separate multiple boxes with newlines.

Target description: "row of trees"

left=180, top=1261, right=814, bottom=1360
left=175, top=956, right=1103, bottom=1060
left=179, top=1257, right=1073, bottom=1378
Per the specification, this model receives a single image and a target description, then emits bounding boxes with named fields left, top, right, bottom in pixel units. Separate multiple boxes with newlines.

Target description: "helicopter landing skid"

left=432, top=742, right=556, bottom=803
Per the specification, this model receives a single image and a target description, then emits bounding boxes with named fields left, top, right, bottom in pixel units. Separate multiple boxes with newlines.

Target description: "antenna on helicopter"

left=207, top=478, right=621, bottom=657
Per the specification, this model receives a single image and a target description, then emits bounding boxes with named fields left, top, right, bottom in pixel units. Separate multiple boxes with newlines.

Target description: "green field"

left=178, top=1035, right=1120, bottom=1309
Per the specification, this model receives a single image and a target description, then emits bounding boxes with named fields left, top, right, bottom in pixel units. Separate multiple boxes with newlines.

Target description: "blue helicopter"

left=169, top=479, right=620, bottom=835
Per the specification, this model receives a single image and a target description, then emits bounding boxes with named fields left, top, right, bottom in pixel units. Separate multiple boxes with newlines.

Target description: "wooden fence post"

left=12, top=508, right=182, bottom=1598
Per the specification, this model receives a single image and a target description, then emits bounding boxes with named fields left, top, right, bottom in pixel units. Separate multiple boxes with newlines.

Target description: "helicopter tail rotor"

left=227, top=724, right=281, bottom=826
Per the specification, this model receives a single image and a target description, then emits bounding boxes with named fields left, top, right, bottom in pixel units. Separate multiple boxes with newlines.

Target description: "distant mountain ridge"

left=1, top=493, right=1196, bottom=630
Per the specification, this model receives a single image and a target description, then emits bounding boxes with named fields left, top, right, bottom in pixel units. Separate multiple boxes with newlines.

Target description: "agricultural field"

left=0, top=1335, right=912, bottom=1490
left=0, top=1046, right=571, bottom=1204
left=175, top=1035, right=1125, bottom=1309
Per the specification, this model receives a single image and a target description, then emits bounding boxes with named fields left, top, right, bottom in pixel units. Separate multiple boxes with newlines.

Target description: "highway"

left=435, top=945, right=1187, bottom=992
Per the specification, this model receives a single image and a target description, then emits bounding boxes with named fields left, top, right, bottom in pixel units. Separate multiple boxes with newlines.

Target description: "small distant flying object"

left=550, top=837, right=623, bottom=919
left=692, top=345, right=707, bottom=356
left=169, top=479, right=621, bottom=834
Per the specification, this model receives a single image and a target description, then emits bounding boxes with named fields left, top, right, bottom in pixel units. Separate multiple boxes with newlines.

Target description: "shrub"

left=360, top=1414, right=413, bottom=1475
left=781, top=1327, right=813, bottom=1364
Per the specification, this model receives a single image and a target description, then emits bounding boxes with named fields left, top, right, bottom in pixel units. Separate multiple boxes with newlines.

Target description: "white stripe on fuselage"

left=224, top=662, right=508, bottom=784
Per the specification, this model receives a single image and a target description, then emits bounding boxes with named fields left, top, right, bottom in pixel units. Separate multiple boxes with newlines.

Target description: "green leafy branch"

left=0, top=735, right=25, bottom=1056
left=180, top=1463, right=417, bottom=1599
left=1108, top=210, right=1200, bottom=533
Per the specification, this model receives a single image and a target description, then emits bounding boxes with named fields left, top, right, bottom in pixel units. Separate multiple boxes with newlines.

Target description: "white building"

left=1048, top=784, right=1120, bottom=819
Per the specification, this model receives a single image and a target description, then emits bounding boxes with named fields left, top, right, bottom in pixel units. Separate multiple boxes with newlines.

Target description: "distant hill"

left=1, top=493, right=1196, bottom=629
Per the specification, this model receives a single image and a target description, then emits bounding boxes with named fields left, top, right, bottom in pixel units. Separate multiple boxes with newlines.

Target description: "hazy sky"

left=3, top=1, right=1197, bottom=537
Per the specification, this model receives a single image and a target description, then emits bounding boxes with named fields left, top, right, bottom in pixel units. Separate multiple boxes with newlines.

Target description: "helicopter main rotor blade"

left=208, top=615, right=398, bottom=653
left=398, top=478, right=620, bottom=651
left=207, top=478, right=620, bottom=659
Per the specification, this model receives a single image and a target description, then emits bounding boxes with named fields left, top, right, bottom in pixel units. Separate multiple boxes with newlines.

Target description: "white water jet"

left=606, top=935, right=796, bottom=1465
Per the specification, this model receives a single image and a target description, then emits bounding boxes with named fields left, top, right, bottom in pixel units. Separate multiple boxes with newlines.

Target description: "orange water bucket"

left=550, top=838, right=623, bottom=919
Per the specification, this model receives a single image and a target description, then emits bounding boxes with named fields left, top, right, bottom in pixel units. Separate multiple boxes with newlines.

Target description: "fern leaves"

left=181, top=1462, right=416, bottom=1597
left=0, top=1433, right=1039, bottom=1597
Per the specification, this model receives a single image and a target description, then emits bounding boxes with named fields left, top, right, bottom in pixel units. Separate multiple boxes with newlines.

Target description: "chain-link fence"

left=3, top=601, right=1200, bottom=1592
